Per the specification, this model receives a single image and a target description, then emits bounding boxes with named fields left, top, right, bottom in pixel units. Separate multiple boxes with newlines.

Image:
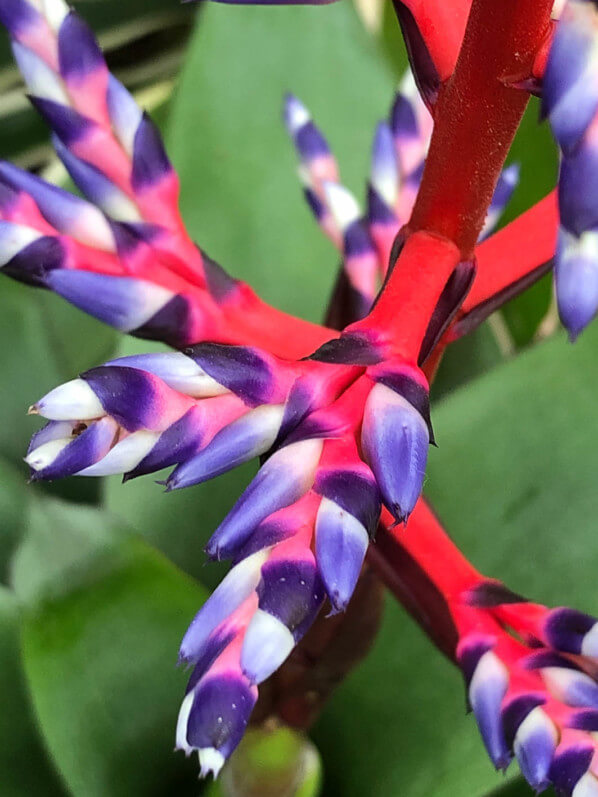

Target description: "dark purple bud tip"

left=1, top=235, right=64, bottom=287
left=80, top=366, right=159, bottom=432
left=181, top=674, right=257, bottom=774
left=544, top=607, right=598, bottom=656
left=185, top=343, right=274, bottom=406
left=465, top=580, right=528, bottom=609
left=371, top=366, right=434, bottom=442
left=29, top=96, right=93, bottom=145
left=367, top=184, right=396, bottom=225
left=390, top=90, right=419, bottom=141
left=58, top=11, right=105, bottom=83
left=549, top=745, right=594, bottom=795
left=307, top=332, right=383, bottom=365
left=314, top=470, right=380, bottom=536
left=258, top=558, right=324, bottom=638
left=456, top=635, right=495, bottom=687
left=0, top=0, right=39, bottom=35
left=131, top=113, right=172, bottom=191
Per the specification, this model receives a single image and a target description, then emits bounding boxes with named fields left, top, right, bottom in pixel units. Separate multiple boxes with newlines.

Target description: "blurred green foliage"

left=0, top=1, right=585, bottom=796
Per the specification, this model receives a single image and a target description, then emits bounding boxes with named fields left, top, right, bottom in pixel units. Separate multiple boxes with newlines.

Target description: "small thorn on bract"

left=27, top=404, right=39, bottom=415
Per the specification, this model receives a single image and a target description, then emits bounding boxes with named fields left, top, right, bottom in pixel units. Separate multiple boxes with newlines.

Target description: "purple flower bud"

left=185, top=343, right=276, bottom=406
left=549, top=745, right=594, bottom=796
left=166, top=404, right=285, bottom=491
left=25, top=416, right=118, bottom=480
left=468, top=650, right=511, bottom=770
left=541, top=665, right=598, bottom=708
left=555, top=227, right=598, bottom=339
left=544, top=0, right=598, bottom=153
left=57, top=11, right=104, bottom=83
left=315, top=496, right=369, bottom=613
left=45, top=271, right=179, bottom=335
left=283, top=94, right=331, bottom=164
left=123, top=406, right=206, bottom=481
left=512, top=706, right=557, bottom=792
left=0, top=0, right=41, bottom=37
left=370, top=121, right=399, bottom=209
left=52, top=134, right=141, bottom=222
left=559, top=136, right=598, bottom=236
left=0, top=161, right=115, bottom=251
left=544, top=607, right=598, bottom=656
left=131, top=113, right=173, bottom=191
left=361, top=382, right=429, bottom=523
left=205, top=439, right=323, bottom=560
left=180, top=551, right=267, bottom=665
left=177, top=673, right=257, bottom=777
left=106, top=352, right=228, bottom=398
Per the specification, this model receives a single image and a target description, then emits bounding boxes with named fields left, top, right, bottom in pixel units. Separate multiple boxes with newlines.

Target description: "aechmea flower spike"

left=544, top=0, right=598, bottom=338
left=0, top=0, right=336, bottom=361
left=458, top=580, right=598, bottom=794
left=284, top=94, right=379, bottom=318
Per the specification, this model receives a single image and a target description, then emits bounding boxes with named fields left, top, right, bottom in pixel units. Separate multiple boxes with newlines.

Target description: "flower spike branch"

left=372, top=503, right=598, bottom=796
left=1, top=0, right=598, bottom=789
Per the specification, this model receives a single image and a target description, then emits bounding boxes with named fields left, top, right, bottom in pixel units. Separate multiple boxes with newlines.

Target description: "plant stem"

left=409, top=0, right=554, bottom=257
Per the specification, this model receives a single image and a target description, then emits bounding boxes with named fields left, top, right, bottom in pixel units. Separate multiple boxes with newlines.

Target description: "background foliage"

left=0, top=2, right=577, bottom=795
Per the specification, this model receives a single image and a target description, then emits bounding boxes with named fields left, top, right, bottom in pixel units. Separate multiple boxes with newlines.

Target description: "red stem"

left=369, top=501, right=482, bottom=660
left=409, top=0, right=553, bottom=257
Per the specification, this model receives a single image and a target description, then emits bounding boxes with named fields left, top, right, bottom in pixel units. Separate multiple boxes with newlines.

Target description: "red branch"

left=409, top=0, right=554, bottom=257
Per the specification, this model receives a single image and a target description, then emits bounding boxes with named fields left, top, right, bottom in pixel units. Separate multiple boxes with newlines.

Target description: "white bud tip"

left=25, top=438, right=70, bottom=471
left=322, top=181, right=361, bottom=232
left=35, top=378, right=105, bottom=421
left=198, top=748, right=225, bottom=779
left=284, top=94, right=311, bottom=135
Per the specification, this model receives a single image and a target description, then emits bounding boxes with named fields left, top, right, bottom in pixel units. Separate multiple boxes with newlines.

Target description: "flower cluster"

left=0, top=0, right=597, bottom=790
left=544, top=0, right=598, bottom=339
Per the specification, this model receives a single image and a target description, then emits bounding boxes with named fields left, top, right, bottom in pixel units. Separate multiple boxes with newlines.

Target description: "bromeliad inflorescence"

left=2, top=0, right=598, bottom=792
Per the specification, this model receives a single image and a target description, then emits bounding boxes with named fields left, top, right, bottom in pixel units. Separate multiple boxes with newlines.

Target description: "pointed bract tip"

left=321, top=181, right=361, bottom=232
left=283, top=93, right=310, bottom=135
left=198, top=748, right=225, bottom=779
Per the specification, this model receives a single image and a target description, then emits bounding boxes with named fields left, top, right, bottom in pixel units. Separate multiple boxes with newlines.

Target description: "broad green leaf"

left=314, top=324, right=598, bottom=796
left=0, top=457, right=27, bottom=583
left=0, top=586, right=66, bottom=796
left=167, top=1, right=395, bottom=323
left=14, top=497, right=207, bottom=797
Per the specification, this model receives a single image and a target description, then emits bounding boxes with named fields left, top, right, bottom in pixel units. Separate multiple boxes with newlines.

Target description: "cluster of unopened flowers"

left=1, top=0, right=598, bottom=792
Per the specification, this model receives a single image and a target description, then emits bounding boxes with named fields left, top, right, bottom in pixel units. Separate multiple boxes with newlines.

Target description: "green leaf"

left=0, top=586, right=66, bottom=796
left=167, top=1, right=395, bottom=323
left=314, top=324, right=598, bottom=796
left=14, top=497, right=208, bottom=797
